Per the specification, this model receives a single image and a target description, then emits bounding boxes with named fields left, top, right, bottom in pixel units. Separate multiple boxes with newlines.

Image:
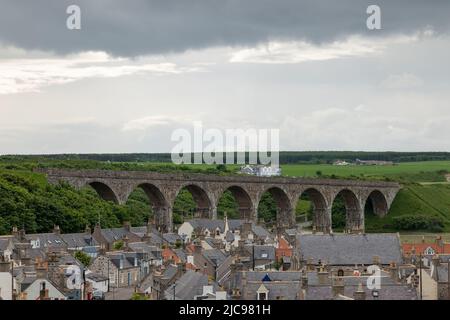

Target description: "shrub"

left=392, top=215, right=444, bottom=231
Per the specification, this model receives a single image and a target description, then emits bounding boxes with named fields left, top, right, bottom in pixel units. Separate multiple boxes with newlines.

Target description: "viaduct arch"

left=38, top=168, right=401, bottom=233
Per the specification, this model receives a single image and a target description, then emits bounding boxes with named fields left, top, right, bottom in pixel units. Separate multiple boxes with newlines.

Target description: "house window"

left=338, top=269, right=344, bottom=277
left=424, top=247, right=435, bottom=255
left=258, top=292, right=268, bottom=300
left=216, top=230, right=220, bottom=236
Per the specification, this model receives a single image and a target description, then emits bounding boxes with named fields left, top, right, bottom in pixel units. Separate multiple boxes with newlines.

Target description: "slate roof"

left=284, top=228, right=297, bottom=236
left=188, top=219, right=244, bottom=233
left=252, top=225, right=271, bottom=238
left=232, top=271, right=302, bottom=286
left=296, top=233, right=402, bottom=265
left=225, top=231, right=235, bottom=242
left=204, top=237, right=217, bottom=248
left=107, top=252, right=138, bottom=269
left=244, top=281, right=301, bottom=300
left=86, top=272, right=109, bottom=282
left=0, top=238, right=11, bottom=251
left=246, top=245, right=276, bottom=261
left=203, top=249, right=228, bottom=267
left=25, top=233, right=67, bottom=248
left=99, top=228, right=134, bottom=243
left=436, top=265, right=449, bottom=283
left=130, top=226, right=147, bottom=236
left=306, top=271, right=397, bottom=286
left=172, top=248, right=187, bottom=263
left=128, top=242, right=162, bottom=260
left=164, top=270, right=210, bottom=300
left=163, top=233, right=182, bottom=245
left=304, top=283, right=418, bottom=300
left=60, top=233, right=98, bottom=248
left=162, top=264, right=179, bottom=281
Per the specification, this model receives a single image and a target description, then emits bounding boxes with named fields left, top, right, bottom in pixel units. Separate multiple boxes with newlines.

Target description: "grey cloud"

left=0, top=0, right=449, bottom=56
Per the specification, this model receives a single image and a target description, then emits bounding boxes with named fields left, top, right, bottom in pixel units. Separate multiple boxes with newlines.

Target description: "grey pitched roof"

left=100, top=228, right=134, bottom=243
left=246, top=245, right=276, bottom=261
left=231, top=271, right=302, bottom=300
left=130, top=226, right=147, bottom=235
left=164, top=270, right=210, bottom=300
left=128, top=242, right=161, bottom=259
left=436, top=265, right=449, bottom=283
left=86, top=272, right=109, bottom=282
left=163, top=233, right=182, bottom=245
left=251, top=225, right=271, bottom=238
left=107, top=252, right=138, bottom=269
left=0, top=238, right=11, bottom=251
left=244, top=282, right=301, bottom=300
left=60, top=233, right=98, bottom=248
left=59, top=253, right=84, bottom=267
left=82, top=246, right=98, bottom=254
left=225, top=231, right=235, bottom=242
left=297, top=233, right=402, bottom=265
left=27, top=248, right=47, bottom=260
left=245, top=271, right=302, bottom=282
left=304, top=283, right=418, bottom=300
left=306, top=271, right=397, bottom=286
left=162, top=264, right=179, bottom=280
left=173, top=249, right=187, bottom=263
left=188, top=219, right=244, bottom=233
left=204, top=237, right=217, bottom=248
left=202, top=249, right=228, bottom=267
left=25, top=233, right=67, bottom=248
left=284, top=228, right=297, bottom=236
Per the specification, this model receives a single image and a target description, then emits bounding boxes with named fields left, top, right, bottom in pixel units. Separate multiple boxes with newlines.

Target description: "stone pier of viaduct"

left=37, top=168, right=401, bottom=233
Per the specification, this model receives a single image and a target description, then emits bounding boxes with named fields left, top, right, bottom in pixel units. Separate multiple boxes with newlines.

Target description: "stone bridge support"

left=38, top=169, right=401, bottom=233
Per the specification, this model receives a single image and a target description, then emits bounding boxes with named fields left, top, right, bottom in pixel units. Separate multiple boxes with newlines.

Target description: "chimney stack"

left=35, top=262, right=48, bottom=279
left=389, top=261, right=400, bottom=282
left=435, top=236, right=443, bottom=248
left=301, top=273, right=308, bottom=288
left=372, top=255, right=381, bottom=266
left=353, top=282, right=366, bottom=300
left=317, top=266, right=329, bottom=285
left=53, top=225, right=61, bottom=235
left=123, top=221, right=131, bottom=232
left=11, top=226, right=19, bottom=238
left=0, top=260, right=11, bottom=272
left=331, top=276, right=345, bottom=297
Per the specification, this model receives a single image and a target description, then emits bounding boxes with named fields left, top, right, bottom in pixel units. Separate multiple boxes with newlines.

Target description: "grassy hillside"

left=365, top=185, right=450, bottom=232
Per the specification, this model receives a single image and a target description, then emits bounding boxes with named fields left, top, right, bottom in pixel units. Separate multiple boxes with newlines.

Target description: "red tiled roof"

left=402, top=242, right=450, bottom=255
left=162, top=248, right=181, bottom=263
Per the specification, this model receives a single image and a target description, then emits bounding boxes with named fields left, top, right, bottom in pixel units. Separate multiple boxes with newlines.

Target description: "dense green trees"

left=74, top=251, right=91, bottom=267
left=392, top=215, right=444, bottom=232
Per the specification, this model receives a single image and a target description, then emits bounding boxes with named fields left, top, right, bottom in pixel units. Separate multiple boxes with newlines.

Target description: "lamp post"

left=419, top=253, right=423, bottom=300
left=173, top=283, right=177, bottom=300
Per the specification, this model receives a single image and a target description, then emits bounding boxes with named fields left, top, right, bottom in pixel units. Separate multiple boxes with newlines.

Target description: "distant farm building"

left=333, top=160, right=350, bottom=166
left=240, top=165, right=281, bottom=177
left=355, top=159, right=394, bottom=166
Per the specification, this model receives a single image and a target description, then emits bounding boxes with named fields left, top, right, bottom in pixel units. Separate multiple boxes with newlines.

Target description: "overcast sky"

left=1, top=0, right=450, bottom=154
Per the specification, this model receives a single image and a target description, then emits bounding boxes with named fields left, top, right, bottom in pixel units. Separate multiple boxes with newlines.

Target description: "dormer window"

left=258, top=292, right=268, bottom=300
left=424, top=247, right=435, bottom=255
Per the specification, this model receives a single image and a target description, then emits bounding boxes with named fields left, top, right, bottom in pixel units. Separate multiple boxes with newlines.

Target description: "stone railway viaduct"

left=38, top=168, right=401, bottom=233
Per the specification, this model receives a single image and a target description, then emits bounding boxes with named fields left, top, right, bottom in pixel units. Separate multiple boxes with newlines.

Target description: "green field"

left=280, top=161, right=450, bottom=182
